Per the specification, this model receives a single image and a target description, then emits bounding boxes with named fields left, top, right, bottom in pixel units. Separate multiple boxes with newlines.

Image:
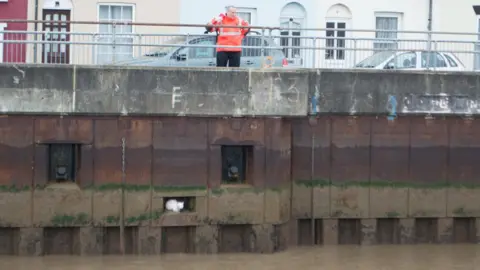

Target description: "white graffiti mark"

left=285, top=77, right=300, bottom=103
left=171, top=86, right=182, bottom=109
left=400, top=93, right=480, bottom=114
left=13, top=65, right=25, bottom=78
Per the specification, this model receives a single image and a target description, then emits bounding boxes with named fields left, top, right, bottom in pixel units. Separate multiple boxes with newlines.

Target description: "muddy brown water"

left=2, top=245, right=480, bottom=270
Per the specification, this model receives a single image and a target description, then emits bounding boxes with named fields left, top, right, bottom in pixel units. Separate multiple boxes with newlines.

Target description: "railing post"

left=261, top=28, right=265, bottom=68
left=33, top=22, right=38, bottom=63
left=475, top=41, right=479, bottom=71
left=137, top=34, right=142, bottom=58
left=112, top=22, right=116, bottom=64
left=353, top=39, right=357, bottom=67
left=186, top=33, right=190, bottom=66
left=92, top=33, right=97, bottom=65
left=120, top=136, right=126, bottom=255
left=43, top=28, right=48, bottom=64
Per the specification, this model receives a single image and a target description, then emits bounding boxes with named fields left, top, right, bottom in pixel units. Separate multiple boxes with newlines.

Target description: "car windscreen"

left=355, top=51, right=395, bottom=68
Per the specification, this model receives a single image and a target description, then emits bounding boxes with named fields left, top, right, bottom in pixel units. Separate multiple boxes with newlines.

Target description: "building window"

left=325, top=21, right=346, bottom=60
left=97, top=4, right=134, bottom=64
left=0, top=23, right=6, bottom=63
left=374, top=12, right=402, bottom=50
left=236, top=7, right=257, bottom=24
left=221, top=145, right=253, bottom=184
left=48, top=143, right=81, bottom=183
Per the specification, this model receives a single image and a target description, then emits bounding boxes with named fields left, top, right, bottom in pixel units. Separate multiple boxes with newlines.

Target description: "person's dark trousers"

left=216, top=51, right=241, bottom=67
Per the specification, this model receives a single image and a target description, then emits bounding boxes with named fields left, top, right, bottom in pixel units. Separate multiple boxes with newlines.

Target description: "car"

left=354, top=50, right=465, bottom=71
left=116, top=32, right=288, bottom=68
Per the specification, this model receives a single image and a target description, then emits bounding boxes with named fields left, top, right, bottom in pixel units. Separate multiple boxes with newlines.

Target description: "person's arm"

left=206, top=14, right=223, bottom=33
left=240, top=19, right=250, bottom=36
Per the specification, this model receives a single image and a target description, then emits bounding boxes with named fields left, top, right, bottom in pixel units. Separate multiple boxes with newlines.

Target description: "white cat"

left=165, top=199, right=184, bottom=213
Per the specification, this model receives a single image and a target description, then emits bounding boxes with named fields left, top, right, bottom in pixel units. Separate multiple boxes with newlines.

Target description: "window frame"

left=374, top=12, right=403, bottom=50
left=235, top=7, right=257, bottom=25
left=325, top=20, right=347, bottom=61
left=95, top=3, right=136, bottom=64
left=0, top=23, right=6, bottom=63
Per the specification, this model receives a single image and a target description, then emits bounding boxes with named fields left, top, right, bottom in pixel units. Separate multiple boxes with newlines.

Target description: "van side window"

left=421, top=52, right=447, bottom=68
left=242, top=37, right=262, bottom=57
left=386, top=52, right=417, bottom=69
left=189, top=37, right=215, bottom=58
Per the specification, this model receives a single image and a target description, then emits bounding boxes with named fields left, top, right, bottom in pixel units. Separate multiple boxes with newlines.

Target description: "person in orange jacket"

left=206, top=6, right=250, bottom=67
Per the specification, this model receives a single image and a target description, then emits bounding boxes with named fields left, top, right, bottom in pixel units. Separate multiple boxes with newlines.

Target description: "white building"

left=179, top=0, right=480, bottom=69
left=26, top=0, right=181, bottom=65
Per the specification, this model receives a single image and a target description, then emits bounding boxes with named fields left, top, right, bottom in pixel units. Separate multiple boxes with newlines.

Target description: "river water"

left=1, top=245, right=480, bottom=270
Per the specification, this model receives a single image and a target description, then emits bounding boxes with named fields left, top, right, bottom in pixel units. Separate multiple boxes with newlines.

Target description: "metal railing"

left=1, top=20, right=480, bottom=71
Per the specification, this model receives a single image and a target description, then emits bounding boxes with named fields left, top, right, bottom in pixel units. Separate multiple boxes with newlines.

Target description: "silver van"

left=117, top=32, right=288, bottom=68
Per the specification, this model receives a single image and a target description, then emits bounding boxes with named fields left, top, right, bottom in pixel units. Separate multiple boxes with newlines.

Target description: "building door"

left=279, top=2, right=306, bottom=67
left=42, top=9, right=70, bottom=64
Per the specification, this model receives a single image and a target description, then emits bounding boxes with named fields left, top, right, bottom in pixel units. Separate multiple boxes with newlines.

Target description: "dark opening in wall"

left=161, top=226, right=195, bottom=253
left=338, top=219, right=361, bottom=245
left=297, top=219, right=323, bottom=245
left=415, top=218, right=438, bottom=244
left=376, top=218, right=400, bottom=244
left=273, top=223, right=288, bottom=251
left=453, top=217, right=476, bottom=243
left=221, top=145, right=253, bottom=184
left=44, top=227, right=80, bottom=255
left=0, top=228, right=18, bottom=255
left=103, top=227, right=137, bottom=255
left=163, top=197, right=196, bottom=213
left=48, top=143, right=81, bottom=183
left=219, top=225, right=252, bottom=253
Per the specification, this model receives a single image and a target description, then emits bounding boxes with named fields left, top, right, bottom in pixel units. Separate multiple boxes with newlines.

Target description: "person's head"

left=225, top=5, right=237, bottom=18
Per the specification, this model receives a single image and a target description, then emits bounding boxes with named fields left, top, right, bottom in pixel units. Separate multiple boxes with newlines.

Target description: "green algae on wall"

left=210, top=185, right=287, bottom=196
left=0, top=185, right=30, bottom=192
left=83, top=183, right=207, bottom=192
left=453, top=207, right=468, bottom=216
left=51, top=213, right=90, bottom=226
left=385, top=211, right=400, bottom=218
left=211, top=186, right=263, bottom=196
left=104, top=210, right=165, bottom=225
left=295, top=179, right=480, bottom=189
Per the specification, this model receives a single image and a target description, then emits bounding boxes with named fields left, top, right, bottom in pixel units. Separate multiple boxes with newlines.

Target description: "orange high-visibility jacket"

left=208, top=13, right=250, bottom=52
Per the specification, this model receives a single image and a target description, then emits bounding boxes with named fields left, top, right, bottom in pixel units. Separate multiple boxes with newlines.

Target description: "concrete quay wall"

left=0, top=65, right=480, bottom=255
left=2, top=64, right=480, bottom=116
